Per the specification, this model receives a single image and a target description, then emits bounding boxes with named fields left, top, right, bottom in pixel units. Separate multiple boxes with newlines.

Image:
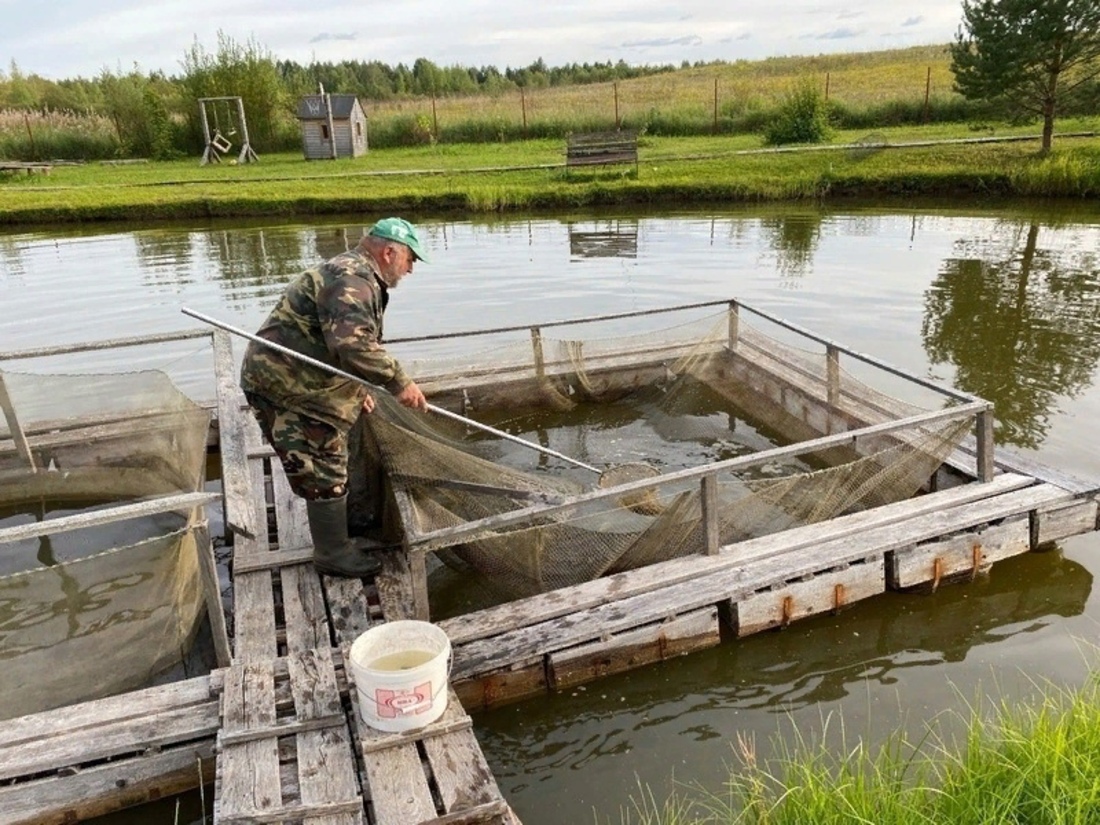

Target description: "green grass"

left=608, top=675, right=1100, bottom=825
left=1, top=120, right=1098, bottom=225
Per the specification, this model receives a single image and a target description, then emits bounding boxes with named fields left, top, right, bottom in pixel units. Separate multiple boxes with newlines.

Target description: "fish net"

left=354, top=310, right=974, bottom=599
left=0, top=369, right=211, bottom=720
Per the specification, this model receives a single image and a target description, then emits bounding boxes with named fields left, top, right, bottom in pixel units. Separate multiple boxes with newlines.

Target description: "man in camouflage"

left=240, top=217, right=429, bottom=578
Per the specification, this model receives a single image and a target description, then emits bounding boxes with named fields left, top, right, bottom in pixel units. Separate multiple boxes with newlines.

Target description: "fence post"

left=614, top=81, right=620, bottom=129
left=923, top=66, right=931, bottom=123
left=23, top=111, right=37, bottom=160
left=824, top=72, right=830, bottom=102
left=431, top=93, right=439, bottom=140
left=521, top=89, right=528, bottom=136
left=713, top=77, right=719, bottom=134
left=826, top=345, right=840, bottom=406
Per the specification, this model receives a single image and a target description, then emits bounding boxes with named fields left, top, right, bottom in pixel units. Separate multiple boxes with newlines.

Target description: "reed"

left=608, top=676, right=1100, bottom=824
left=0, top=108, right=120, bottom=161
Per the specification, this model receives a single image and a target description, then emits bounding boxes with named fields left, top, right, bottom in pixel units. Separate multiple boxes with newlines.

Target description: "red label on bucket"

left=375, top=682, right=431, bottom=717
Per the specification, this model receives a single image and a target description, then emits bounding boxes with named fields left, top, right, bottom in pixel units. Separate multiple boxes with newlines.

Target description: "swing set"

left=198, top=96, right=259, bottom=165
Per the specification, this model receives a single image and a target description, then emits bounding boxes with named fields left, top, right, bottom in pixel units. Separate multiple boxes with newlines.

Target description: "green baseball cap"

left=368, top=217, right=429, bottom=262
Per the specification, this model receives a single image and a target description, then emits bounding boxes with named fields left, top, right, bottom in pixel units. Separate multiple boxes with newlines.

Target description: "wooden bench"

left=0, top=162, right=51, bottom=175
left=565, top=130, right=638, bottom=173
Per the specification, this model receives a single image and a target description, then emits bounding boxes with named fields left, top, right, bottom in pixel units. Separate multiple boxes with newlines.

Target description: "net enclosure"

left=0, top=368, right=212, bottom=720
left=353, top=301, right=991, bottom=601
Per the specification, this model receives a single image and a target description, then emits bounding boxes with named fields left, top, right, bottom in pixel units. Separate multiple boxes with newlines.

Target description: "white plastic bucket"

left=348, top=620, right=452, bottom=733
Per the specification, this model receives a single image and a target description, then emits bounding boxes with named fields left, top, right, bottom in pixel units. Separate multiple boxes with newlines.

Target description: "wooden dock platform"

left=210, top=387, right=519, bottom=824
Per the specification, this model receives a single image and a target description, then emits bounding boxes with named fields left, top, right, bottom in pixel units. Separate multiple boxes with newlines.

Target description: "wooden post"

left=976, top=407, right=995, bottom=482
left=431, top=93, right=439, bottom=140
left=199, top=100, right=212, bottom=165
left=826, top=345, right=840, bottom=406
left=325, top=93, right=338, bottom=159
left=727, top=301, right=740, bottom=350
left=236, top=96, right=258, bottom=163
left=521, top=89, right=528, bottom=136
left=0, top=372, right=37, bottom=472
left=713, top=77, right=719, bottom=134
left=824, top=72, right=830, bottom=102
left=23, top=111, right=37, bottom=160
left=923, top=66, right=931, bottom=123
left=614, top=82, right=620, bottom=130
left=701, top=473, right=720, bottom=555
left=194, top=520, right=232, bottom=666
left=531, top=326, right=546, bottom=379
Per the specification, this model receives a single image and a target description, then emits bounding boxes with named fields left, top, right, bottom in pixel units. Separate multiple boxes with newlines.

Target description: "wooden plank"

left=359, top=687, right=472, bottom=755
left=0, top=675, right=214, bottom=748
left=218, top=800, right=364, bottom=824
left=194, top=519, right=232, bottom=667
left=0, top=744, right=215, bottom=825
left=418, top=800, right=510, bottom=825
left=453, top=660, right=548, bottom=711
left=549, top=608, right=720, bottom=690
left=735, top=557, right=885, bottom=636
left=234, top=545, right=314, bottom=574
left=438, top=473, right=1036, bottom=647
left=1038, top=499, right=1098, bottom=544
left=449, top=482, right=1073, bottom=680
left=376, top=538, right=418, bottom=621
left=325, top=578, right=376, bottom=645
left=232, top=460, right=277, bottom=663
left=217, top=662, right=282, bottom=822
left=0, top=491, right=219, bottom=543
left=0, top=371, right=38, bottom=471
left=888, top=518, right=1029, bottom=589
left=0, top=702, right=220, bottom=782
left=289, top=648, right=363, bottom=825
left=213, top=329, right=258, bottom=539
left=362, top=744, right=437, bottom=824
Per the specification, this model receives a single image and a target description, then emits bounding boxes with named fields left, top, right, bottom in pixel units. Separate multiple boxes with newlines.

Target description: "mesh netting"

left=360, top=311, right=973, bottom=599
left=0, top=369, right=211, bottom=720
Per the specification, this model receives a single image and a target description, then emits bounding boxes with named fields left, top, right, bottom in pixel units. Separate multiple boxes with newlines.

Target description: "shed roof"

left=296, top=94, right=364, bottom=121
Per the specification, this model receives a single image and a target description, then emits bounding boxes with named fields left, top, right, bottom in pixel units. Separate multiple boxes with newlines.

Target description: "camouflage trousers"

left=244, top=391, right=349, bottom=500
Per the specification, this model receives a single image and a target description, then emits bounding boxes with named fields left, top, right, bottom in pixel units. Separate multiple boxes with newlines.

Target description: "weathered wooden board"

left=549, top=607, right=720, bottom=690
left=212, top=329, right=258, bottom=539
left=734, top=557, right=884, bottom=636
left=454, top=660, right=548, bottom=712
left=888, top=517, right=1028, bottom=589
left=1037, top=499, right=1099, bottom=545
left=449, top=481, right=1073, bottom=681
left=439, top=473, right=1036, bottom=648
left=289, top=648, right=363, bottom=825
left=1, top=744, right=215, bottom=825
left=216, top=662, right=282, bottom=822
left=232, top=459, right=278, bottom=663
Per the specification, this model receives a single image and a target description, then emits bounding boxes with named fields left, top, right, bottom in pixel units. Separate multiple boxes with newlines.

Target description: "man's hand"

left=361, top=394, right=376, bottom=414
left=395, top=380, right=427, bottom=411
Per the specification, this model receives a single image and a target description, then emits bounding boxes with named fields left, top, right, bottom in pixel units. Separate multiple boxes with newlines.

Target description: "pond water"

left=3, top=200, right=1100, bottom=823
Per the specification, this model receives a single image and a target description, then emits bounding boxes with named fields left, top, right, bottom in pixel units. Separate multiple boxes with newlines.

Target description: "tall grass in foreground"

left=611, top=675, right=1100, bottom=824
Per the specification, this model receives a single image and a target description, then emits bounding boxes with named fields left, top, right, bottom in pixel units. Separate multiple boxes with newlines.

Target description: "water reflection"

left=922, top=221, right=1100, bottom=448
left=477, top=546, right=1091, bottom=781
left=759, top=212, right=823, bottom=282
left=568, top=219, right=639, bottom=259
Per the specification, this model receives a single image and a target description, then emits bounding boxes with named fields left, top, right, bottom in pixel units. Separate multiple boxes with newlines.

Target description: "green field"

left=1, top=121, right=1098, bottom=225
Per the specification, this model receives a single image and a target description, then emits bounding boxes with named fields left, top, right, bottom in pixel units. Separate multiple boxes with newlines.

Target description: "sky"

left=1, top=1, right=966, bottom=81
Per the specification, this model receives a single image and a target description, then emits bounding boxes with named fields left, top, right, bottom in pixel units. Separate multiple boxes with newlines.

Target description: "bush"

left=764, top=79, right=832, bottom=145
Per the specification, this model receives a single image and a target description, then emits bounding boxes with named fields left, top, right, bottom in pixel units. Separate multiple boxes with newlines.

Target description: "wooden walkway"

left=211, top=391, right=519, bottom=824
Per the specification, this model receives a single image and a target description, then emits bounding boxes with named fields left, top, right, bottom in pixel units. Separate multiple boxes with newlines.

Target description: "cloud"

left=309, top=32, right=357, bottom=43
left=813, top=27, right=862, bottom=40
left=837, top=10, right=861, bottom=19
left=901, top=16, right=923, bottom=27
left=622, top=35, right=704, bottom=49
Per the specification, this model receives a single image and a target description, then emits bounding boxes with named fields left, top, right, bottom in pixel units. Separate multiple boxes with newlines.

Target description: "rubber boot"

left=306, top=495, right=383, bottom=578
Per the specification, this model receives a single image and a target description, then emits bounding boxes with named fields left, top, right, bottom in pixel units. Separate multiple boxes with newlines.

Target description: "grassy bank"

left=615, top=675, right=1100, bottom=824
left=1, top=121, right=1098, bottom=225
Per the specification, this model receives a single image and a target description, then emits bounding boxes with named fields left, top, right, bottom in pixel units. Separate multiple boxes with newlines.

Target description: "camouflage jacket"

left=239, top=249, right=412, bottom=429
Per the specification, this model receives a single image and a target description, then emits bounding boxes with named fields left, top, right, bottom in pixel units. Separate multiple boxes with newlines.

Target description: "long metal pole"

left=180, top=308, right=600, bottom=474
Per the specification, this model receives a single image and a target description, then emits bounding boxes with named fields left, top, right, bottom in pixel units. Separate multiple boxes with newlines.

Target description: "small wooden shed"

left=296, top=94, right=367, bottom=159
